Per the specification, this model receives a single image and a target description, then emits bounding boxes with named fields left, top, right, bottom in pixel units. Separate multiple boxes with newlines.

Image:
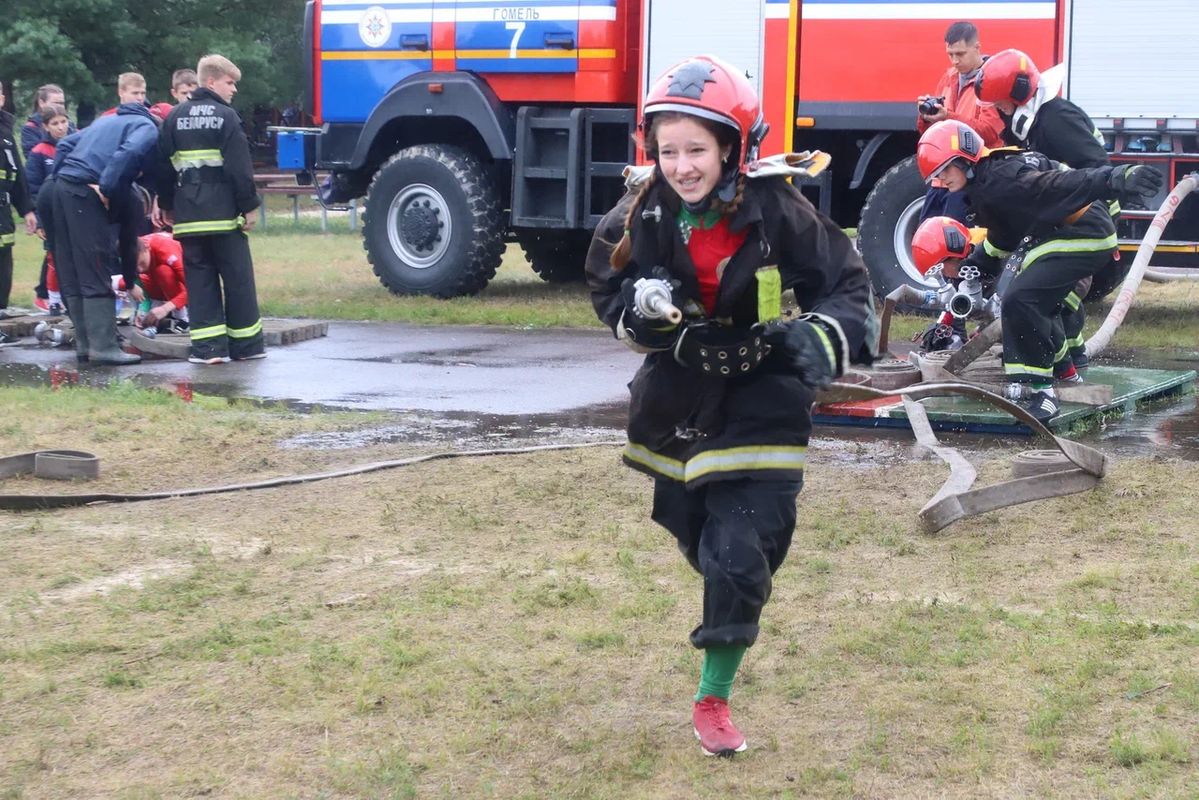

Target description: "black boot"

left=64, top=295, right=89, bottom=363
left=82, top=297, right=140, bottom=365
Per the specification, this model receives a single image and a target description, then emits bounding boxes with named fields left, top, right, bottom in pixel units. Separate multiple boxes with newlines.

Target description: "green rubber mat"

left=814, top=366, right=1196, bottom=435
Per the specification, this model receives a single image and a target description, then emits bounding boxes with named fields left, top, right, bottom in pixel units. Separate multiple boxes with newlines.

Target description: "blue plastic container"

left=276, top=131, right=306, bottom=170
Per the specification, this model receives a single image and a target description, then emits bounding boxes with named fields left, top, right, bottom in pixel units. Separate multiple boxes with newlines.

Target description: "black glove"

left=762, top=320, right=837, bottom=390
left=618, top=268, right=682, bottom=351
left=1107, top=165, right=1165, bottom=202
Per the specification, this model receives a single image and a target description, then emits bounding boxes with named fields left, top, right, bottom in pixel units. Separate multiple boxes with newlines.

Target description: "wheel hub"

left=386, top=183, right=453, bottom=269
left=401, top=202, right=442, bottom=252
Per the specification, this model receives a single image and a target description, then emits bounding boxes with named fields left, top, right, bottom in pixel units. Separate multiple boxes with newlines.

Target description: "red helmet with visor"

left=911, top=216, right=972, bottom=275
left=916, top=120, right=985, bottom=183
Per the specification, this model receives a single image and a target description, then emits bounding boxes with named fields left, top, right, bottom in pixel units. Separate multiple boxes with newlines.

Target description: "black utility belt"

left=673, top=322, right=772, bottom=376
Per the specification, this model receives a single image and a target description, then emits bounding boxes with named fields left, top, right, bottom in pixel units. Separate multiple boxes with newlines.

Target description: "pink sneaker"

left=692, top=695, right=747, bottom=756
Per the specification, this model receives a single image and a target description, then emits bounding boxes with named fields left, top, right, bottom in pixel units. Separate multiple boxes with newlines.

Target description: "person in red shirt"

left=135, top=232, right=189, bottom=331
left=916, top=21, right=1006, bottom=223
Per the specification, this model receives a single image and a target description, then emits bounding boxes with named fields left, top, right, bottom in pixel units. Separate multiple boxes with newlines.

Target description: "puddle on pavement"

left=278, top=404, right=628, bottom=451
left=4, top=350, right=1199, bottom=464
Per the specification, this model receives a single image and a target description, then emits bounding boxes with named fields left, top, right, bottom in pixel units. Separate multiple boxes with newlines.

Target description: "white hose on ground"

left=1143, top=266, right=1199, bottom=283
left=1085, top=173, right=1199, bottom=360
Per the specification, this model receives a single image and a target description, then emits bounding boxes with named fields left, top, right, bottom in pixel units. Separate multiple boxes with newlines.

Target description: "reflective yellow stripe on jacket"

left=624, top=442, right=807, bottom=483
left=170, top=149, right=224, bottom=171
left=983, top=238, right=1010, bottom=259
left=0, top=233, right=14, bottom=247
left=172, top=218, right=243, bottom=235
left=1020, top=233, right=1119, bottom=273
left=756, top=267, right=782, bottom=322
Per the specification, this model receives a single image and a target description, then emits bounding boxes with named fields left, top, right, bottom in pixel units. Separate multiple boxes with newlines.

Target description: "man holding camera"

left=916, top=21, right=1005, bottom=222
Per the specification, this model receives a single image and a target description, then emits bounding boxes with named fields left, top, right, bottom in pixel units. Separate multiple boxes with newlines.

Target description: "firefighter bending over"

left=916, top=120, right=1162, bottom=422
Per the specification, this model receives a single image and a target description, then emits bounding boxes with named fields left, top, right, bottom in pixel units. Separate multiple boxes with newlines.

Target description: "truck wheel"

left=857, top=155, right=936, bottom=304
left=517, top=230, right=591, bottom=283
left=363, top=144, right=504, bottom=298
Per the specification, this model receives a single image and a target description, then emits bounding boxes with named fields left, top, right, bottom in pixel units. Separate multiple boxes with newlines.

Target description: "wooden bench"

left=253, top=173, right=359, bottom=232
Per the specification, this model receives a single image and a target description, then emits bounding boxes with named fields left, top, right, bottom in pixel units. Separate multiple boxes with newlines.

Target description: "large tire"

left=516, top=230, right=591, bottom=283
left=857, top=155, right=937, bottom=302
left=362, top=144, right=505, bottom=298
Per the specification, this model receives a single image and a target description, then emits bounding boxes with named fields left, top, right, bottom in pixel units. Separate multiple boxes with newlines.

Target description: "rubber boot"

left=82, top=297, right=140, bottom=365
left=64, top=295, right=89, bottom=363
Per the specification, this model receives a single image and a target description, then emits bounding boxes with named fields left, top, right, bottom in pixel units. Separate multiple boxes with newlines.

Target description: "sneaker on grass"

left=693, top=695, right=747, bottom=757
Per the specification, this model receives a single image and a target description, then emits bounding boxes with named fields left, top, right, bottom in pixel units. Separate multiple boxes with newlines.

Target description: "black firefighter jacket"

left=157, top=87, right=259, bottom=237
left=587, top=175, right=877, bottom=488
left=1004, top=97, right=1110, bottom=169
left=1, top=126, right=34, bottom=244
left=966, top=149, right=1119, bottom=275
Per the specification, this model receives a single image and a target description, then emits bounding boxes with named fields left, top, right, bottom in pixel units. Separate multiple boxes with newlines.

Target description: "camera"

left=919, top=96, right=945, bottom=116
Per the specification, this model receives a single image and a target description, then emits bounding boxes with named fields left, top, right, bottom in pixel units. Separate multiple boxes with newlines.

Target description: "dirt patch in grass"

left=2, top=386, right=1197, bottom=798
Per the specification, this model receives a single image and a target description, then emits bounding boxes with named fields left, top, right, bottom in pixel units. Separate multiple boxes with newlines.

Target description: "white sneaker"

left=1025, top=391, right=1060, bottom=424
left=188, top=355, right=231, bottom=365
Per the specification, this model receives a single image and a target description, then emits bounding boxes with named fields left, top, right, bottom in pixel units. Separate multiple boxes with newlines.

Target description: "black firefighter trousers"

left=652, top=477, right=802, bottom=650
left=1003, top=247, right=1112, bottom=383
left=0, top=245, right=12, bottom=309
left=180, top=231, right=264, bottom=360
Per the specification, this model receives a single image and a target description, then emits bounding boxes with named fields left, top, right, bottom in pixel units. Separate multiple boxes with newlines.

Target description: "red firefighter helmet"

left=976, top=49, right=1041, bottom=106
left=916, top=120, right=985, bottom=182
left=911, top=216, right=972, bottom=275
left=642, top=55, right=769, bottom=169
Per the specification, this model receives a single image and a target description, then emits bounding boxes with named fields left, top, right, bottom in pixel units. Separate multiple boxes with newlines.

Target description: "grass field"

left=1, top=383, right=1197, bottom=798
left=9, top=222, right=1198, bottom=345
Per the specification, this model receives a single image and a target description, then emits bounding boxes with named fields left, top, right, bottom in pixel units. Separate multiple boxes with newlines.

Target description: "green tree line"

left=0, top=0, right=308, bottom=116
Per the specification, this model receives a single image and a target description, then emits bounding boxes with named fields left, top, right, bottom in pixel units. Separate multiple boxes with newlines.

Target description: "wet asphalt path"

left=2, top=322, right=1197, bottom=459
left=0, top=321, right=643, bottom=415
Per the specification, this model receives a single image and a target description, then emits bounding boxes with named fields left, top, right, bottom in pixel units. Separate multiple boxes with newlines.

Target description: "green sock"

left=695, top=645, right=747, bottom=702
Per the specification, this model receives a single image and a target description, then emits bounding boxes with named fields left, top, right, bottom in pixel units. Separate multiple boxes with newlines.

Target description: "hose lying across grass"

left=1086, top=173, right=1199, bottom=359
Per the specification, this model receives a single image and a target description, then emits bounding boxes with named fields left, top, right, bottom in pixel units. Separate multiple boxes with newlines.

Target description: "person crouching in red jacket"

left=135, top=232, right=189, bottom=332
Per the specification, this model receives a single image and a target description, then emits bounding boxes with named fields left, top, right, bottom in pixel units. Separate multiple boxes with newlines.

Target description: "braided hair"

left=609, top=170, right=657, bottom=271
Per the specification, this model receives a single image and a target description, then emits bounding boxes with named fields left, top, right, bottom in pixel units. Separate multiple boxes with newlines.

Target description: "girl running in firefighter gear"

left=977, top=48, right=1129, bottom=372
left=586, top=55, right=876, bottom=757
left=916, top=119, right=1163, bottom=422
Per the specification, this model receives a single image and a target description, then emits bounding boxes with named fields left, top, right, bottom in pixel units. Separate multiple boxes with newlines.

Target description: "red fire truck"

left=280, top=0, right=1198, bottom=298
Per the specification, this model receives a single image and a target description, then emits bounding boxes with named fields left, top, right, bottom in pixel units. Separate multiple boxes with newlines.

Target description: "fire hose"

left=0, top=381, right=1108, bottom=533
left=1085, top=172, right=1199, bottom=359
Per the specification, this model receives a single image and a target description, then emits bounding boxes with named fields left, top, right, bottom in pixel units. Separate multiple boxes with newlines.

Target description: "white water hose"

left=1085, top=173, right=1199, bottom=360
